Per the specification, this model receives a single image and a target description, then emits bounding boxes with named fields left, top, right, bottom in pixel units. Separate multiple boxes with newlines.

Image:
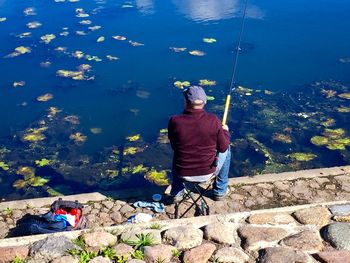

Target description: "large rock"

left=144, top=244, right=176, bottom=263
left=163, top=226, right=203, bottom=250
left=51, top=255, right=79, bottom=263
left=112, top=243, right=134, bottom=259
left=314, top=251, right=350, bottom=263
left=0, top=246, right=29, bottom=263
left=293, top=207, right=331, bottom=227
left=120, top=229, right=162, bottom=245
left=83, top=231, right=118, bottom=250
left=280, top=230, right=324, bottom=253
left=183, top=243, right=216, bottom=263
left=213, top=247, right=250, bottom=263
left=323, top=223, right=350, bottom=250
left=30, top=236, right=78, bottom=261
left=204, top=222, right=238, bottom=245
left=259, top=247, right=315, bottom=263
left=238, top=226, right=288, bottom=251
left=247, top=213, right=296, bottom=225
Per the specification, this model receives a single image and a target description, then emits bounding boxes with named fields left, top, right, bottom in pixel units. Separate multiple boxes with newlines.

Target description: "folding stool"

left=174, top=175, right=215, bottom=219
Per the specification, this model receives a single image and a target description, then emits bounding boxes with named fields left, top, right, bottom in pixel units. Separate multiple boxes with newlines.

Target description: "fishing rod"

left=222, top=0, right=249, bottom=125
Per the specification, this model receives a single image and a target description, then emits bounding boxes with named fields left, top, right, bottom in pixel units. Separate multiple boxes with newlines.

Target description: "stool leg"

left=174, top=202, right=179, bottom=219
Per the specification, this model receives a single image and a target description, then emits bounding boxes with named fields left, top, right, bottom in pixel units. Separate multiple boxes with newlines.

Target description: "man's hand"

left=222, top=124, right=229, bottom=131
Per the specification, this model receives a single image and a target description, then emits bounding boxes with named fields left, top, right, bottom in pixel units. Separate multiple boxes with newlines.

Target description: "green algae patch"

left=338, top=93, right=350, bottom=100
left=6, top=46, right=32, bottom=58
left=323, top=128, right=346, bottom=139
left=40, top=34, right=56, bottom=44
left=321, top=118, right=335, bottom=127
left=189, top=50, right=205, bottom=56
left=145, top=169, right=169, bottom=186
left=90, top=127, right=102, bottom=134
left=13, top=179, right=27, bottom=189
left=0, top=161, right=9, bottom=171
left=337, top=106, right=350, bottom=113
left=22, top=127, right=47, bottom=143
left=28, top=176, right=49, bottom=187
left=326, top=142, right=347, bottom=151
left=288, top=153, right=317, bottom=162
left=69, top=132, right=87, bottom=144
left=17, top=166, right=35, bottom=178
left=37, top=93, right=53, bottom=102
left=35, top=158, right=51, bottom=167
left=130, top=164, right=149, bottom=174
left=126, top=134, right=141, bottom=142
left=203, top=38, right=217, bottom=43
left=174, top=81, right=190, bottom=89
left=272, top=133, right=292, bottom=144
left=97, top=36, right=105, bottom=42
left=123, top=146, right=143, bottom=155
left=46, top=187, right=63, bottom=196
left=199, top=79, right=216, bottom=86
left=310, top=136, right=329, bottom=146
left=14, top=166, right=50, bottom=189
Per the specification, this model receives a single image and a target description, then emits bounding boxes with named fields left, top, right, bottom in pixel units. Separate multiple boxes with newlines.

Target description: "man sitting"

left=168, top=86, right=231, bottom=201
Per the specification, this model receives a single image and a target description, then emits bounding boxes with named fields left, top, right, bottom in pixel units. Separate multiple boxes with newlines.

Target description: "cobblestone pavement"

left=1, top=172, right=349, bottom=239
left=1, top=201, right=350, bottom=263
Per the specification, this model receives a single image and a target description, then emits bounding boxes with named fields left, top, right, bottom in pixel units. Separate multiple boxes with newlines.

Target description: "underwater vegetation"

left=0, top=0, right=349, bottom=200
left=0, top=76, right=349, bottom=200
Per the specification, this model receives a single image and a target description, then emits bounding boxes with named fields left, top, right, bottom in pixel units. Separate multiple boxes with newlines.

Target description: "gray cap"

left=183, top=86, right=207, bottom=105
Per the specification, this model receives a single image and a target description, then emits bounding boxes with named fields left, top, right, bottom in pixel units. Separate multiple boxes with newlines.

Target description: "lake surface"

left=0, top=0, right=349, bottom=200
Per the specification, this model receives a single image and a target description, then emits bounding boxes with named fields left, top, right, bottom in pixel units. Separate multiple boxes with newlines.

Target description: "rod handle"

left=222, top=94, right=231, bottom=126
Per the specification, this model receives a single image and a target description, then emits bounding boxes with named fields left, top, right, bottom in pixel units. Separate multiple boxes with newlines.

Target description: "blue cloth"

left=171, top=147, right=231, bottom=197
left=53, top=215, right=68, bottom=228
left=133, top=201, right=165, bottom=213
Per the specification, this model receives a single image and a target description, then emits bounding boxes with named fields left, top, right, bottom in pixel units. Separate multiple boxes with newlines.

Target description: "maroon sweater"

left=168, top=108, right=230, bottom=176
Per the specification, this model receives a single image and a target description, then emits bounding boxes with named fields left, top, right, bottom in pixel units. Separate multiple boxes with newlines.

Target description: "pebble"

left=213, top=247, right=251, bottom=263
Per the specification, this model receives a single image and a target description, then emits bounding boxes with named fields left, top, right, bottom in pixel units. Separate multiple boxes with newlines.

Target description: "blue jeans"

left=171, top=147, right=231, bottom=197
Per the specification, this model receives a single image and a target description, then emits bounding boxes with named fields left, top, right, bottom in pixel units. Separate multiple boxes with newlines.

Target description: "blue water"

left=0, top=0, right=350, bottom=199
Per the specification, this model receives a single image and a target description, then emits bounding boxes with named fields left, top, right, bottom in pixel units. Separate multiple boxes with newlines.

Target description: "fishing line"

left=222, top=0, right=249, bottom=125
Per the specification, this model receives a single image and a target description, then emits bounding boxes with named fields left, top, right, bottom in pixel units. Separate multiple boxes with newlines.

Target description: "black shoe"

left=214, top=188, right=231, bottom=201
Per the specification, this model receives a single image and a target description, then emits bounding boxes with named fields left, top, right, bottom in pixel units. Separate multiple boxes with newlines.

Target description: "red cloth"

left=54, top=208, right=81, bottom=227
left=168, top=108, right=230, bottom=176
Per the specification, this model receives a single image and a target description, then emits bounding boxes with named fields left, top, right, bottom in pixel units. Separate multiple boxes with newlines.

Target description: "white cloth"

left=182, top=173, right=214, bottom=183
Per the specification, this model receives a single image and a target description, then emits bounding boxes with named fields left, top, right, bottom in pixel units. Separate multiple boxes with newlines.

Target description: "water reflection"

left=136, top=0, right=155, bottom=15
left=172, top=0, right=264, bottom=22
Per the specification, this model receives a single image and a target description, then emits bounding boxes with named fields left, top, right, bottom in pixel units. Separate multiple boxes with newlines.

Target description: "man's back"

left=168, top=108, right=230, bottom=177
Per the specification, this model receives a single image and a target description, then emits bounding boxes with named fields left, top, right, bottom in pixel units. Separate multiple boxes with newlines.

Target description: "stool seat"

left=174, top=175, right=215, bottom=219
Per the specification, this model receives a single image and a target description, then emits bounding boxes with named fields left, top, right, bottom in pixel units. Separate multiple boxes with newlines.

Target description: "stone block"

left=279, top=230, right=324, bottom=253
left=183, top=243, right=216, bottom=263
left=247, top=213, right=296, bottom=225
left=238, top=226, right=288, bottom=251
left=293, top=206, right=331, bottom=226
left=163, top=226, right=203, bottom=250
left=0, top=246, right=28, bottom=263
